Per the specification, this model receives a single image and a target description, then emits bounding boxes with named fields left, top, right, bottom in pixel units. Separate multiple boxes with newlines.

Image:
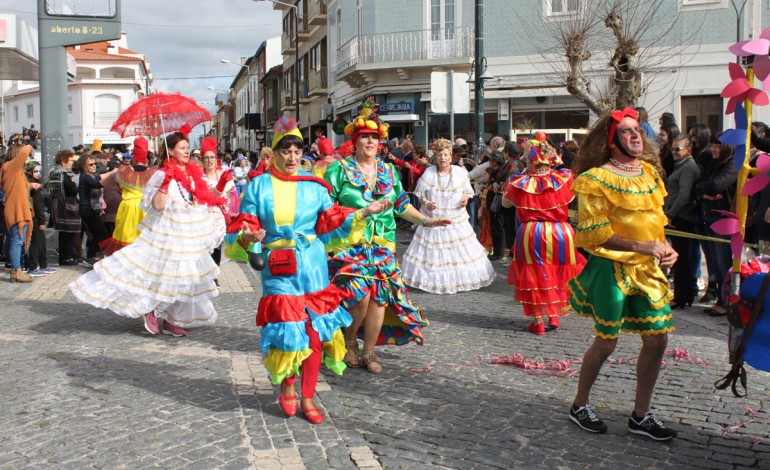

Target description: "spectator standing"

left=1, top=144, right=34, bottom=282
left=48, top=150, right=82, bottom=265
left=24, top=162, right=54, bottom=276
left=635, top=107, right=655, bottom=140
left=77, top=155, right=117, bottom=267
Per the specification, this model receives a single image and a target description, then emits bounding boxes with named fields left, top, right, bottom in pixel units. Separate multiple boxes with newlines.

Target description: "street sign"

left=430, top=71, right=471, bottom=114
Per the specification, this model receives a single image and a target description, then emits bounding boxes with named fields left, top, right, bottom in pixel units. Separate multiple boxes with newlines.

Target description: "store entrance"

left=385, top=123, right=412, bottom=140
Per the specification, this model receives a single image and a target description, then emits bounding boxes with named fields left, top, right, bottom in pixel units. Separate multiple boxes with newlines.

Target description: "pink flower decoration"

left=743, top=153, right=770, bottom=195
left=710, top=210, right=744, bottom=261
left=729, top=26, right=770, bottom=89
left=721, top=62, right=769, bottom=114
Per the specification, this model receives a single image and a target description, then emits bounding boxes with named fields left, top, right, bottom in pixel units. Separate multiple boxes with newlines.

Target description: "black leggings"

left=81, top=214, right=110, bottom=258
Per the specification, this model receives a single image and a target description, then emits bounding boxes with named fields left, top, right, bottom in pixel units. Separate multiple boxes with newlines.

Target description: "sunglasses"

left=672, top=146, right=689, bottom=152
left=87, top=163, right=96, bottom=167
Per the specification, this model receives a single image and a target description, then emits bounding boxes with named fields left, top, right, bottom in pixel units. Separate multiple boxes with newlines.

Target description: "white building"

left=3, top=32, right=151, bottom=149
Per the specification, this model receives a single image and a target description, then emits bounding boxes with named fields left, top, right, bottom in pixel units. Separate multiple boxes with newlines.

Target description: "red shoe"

left=548, top=316, right=560, bottom=329
left=528, top=322, right=545, bottom=336
left=278, top=395, right=297, bottom=417
left=301, top=406, right=324, bottom=424
left=143, top=311, right=159, bottom=335
left=161, top=321, right=187, bottom=337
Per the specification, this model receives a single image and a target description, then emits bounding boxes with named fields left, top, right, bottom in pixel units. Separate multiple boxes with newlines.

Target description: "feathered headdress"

left=201, top=136, right=218, bottom=155
left=179, top=124, right=192, bottom=138
left=272, top=115, right=303, bottom=148
left=344, top=96, right=389, bottom=142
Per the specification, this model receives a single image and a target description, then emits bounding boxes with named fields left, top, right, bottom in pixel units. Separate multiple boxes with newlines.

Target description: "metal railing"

left=308, top=67, right=328, bottom=92
left=93, top=112, right=121, bottom=128
left=335, top=26, right=473, bottom=75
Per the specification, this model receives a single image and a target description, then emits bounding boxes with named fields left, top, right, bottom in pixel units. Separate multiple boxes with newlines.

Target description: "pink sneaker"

left=162, top=321, right=187, bottom=337
left=143, top=311, right=159, bottom=335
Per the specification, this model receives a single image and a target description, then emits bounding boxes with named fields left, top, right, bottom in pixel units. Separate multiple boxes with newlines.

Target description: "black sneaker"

left=82, top=257, right=97, bottom=268
left=569, top=404, right=607, bottom=434
left=628, top=412, right=677, bottom=441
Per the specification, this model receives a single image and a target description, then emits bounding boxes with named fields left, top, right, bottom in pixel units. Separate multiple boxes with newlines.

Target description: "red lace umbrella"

left=110, top=92, right=212, bottom=138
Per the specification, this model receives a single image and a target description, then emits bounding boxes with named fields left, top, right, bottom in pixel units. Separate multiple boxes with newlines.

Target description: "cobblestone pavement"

left=1, top=231, right=770, bottom=469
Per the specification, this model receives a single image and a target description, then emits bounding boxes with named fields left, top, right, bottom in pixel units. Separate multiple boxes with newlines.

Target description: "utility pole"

left=474, top=0, right=484, bottom=155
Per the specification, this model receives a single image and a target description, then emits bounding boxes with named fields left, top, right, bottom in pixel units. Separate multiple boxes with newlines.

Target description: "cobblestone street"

left=1, top=232, right=770, bottom=469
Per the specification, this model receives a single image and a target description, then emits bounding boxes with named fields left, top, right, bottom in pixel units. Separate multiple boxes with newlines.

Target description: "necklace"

left=355, top=158, right=378, bottom=190
left=437, top=168, right=453, bottom=191
left=175, top=178, right=194, bottom=205
left=531, top=167, right=551, bottom=176
left=608, top=157, right=642, bottom=172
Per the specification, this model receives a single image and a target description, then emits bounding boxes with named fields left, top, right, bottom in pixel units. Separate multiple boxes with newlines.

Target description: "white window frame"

left=544, top=0, right=582, bottom=17
left=27, top=104, right=34, bottom=119
left=13, top=106, right=18, bottom=122
left=679, top=0, right=727, bottom=11
left=310, top=43, right=321, bottom=71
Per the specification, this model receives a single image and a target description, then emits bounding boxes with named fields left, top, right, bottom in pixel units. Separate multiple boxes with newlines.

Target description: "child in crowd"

left=25, top=162, right=55, bottom=276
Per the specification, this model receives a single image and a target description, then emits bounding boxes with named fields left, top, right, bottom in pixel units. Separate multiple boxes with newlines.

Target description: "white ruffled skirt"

left=69, top=202, right=222, bottom=327
left=401, top=220, right=496, bottom=294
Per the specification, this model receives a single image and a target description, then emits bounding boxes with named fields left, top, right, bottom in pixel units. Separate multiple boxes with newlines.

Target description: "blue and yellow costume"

left=324, top=156, right=428, bottom=345
left=226, top=168, right=366, bottom=384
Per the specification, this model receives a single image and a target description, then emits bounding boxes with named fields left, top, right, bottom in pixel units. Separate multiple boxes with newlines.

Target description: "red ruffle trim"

left=508, top=185, right=573, bottom=211
left=508, top=261, right=585, bottom=291
left=316, top=204, right=356, bottom=235
left=256, top=283, right=354, bottom=326
left=102, top=237, right=130, bottom=257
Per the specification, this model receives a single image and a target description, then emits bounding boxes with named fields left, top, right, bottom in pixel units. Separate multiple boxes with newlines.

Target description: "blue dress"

left=227, top=169, right=364, bottom=384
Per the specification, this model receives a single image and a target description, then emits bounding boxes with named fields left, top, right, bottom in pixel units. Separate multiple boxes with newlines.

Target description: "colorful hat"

left=201, top=136, right=218, bottom=155
left=526, top=139, right=556, bottom=166
left=132, top=137, right=148, bottom=164
left=91, top=139, right=103, bottom=152
left=344, top=96, right=389, bottom=142
left=272, top=115, right=303, bottom=148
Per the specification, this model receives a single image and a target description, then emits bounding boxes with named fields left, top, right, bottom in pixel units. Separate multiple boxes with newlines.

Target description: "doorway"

left=682, top=95, right=723, bottom=134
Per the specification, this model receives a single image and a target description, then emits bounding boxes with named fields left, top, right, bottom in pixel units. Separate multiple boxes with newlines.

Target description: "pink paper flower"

left=722, top=63, right=770, bottom=114
left=743, top=153, right=770, bottom=195
left=729, top=26, right=770, bottom=89
left=710, top=210, right=744, bottom=261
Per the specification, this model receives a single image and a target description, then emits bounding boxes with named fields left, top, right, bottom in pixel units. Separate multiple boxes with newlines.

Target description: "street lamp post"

left=254, top=0, right=301, bottom=122
left=220, top=59, right=252, bottom=151
left=474, top=0, right=485, bottom=155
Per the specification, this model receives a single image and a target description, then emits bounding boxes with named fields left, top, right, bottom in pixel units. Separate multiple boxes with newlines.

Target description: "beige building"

left=273, top=0, right=330, bottom=141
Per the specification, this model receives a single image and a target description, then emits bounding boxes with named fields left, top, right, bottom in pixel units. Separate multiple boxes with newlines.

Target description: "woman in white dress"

left=401, top=138, right=496, bottom=294
left=69, top=131, right=226, bottom=337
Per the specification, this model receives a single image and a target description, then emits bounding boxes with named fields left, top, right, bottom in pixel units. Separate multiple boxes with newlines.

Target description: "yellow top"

left=572, top=161, right=671, bottom=308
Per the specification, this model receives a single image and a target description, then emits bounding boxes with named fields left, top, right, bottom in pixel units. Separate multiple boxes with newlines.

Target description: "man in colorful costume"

left=567, top=107, right=679, bottom=441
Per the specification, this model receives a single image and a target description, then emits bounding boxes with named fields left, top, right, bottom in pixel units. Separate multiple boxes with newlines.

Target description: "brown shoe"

left=361, top=352, right=382, bottom=374
left=344, top=339, right=361, bottom=368
left=10, top=268, right=32, bottom=283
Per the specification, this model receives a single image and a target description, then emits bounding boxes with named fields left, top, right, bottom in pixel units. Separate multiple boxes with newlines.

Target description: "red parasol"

left=110, top=92, right=212, bottom=138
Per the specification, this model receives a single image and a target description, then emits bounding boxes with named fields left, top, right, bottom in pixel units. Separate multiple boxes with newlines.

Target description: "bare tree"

left=516, top=0, right=696, bottom=116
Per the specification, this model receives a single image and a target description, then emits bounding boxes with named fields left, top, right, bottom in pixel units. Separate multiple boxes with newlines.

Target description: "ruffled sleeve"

left=139, top=170, right=165, bottom=212
left=323, top=160, right=344, bottom=202
left=574, top=193, right=614, bottom=248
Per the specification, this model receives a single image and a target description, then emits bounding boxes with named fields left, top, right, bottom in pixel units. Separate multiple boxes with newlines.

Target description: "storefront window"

left=427, top=112, right=497, bottom=147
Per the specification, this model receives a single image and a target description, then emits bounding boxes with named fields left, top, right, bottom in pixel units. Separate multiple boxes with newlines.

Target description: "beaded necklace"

left=436, top=167, right=453, bottom=191
left=608, top=157, right=641, bottom=172
left=354, top=158, right=378, bottom=190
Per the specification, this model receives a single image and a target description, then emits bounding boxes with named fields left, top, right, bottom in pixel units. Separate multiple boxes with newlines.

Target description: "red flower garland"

left=163, top=160, right=227, bottom=207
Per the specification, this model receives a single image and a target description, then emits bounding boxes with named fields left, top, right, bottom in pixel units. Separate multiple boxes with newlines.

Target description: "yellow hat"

left=92, top=139, right=103, bottom=152
left=272, top=115, right=303, bottom=149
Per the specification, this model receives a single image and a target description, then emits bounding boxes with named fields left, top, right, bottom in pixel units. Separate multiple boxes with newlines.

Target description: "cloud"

left=0, top=0, right=283, bottom=144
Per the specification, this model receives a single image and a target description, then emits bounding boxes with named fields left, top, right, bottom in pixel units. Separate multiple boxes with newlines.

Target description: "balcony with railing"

left=335, top=26, right=474, bottom=84
left=94, top=112, right=121, bottom=129
left=308, top=67, right=328, bottom=96
left=308, top=1, right=327, bottom=26
left=299, top=79, right=311, bottom=103
left=281, top=33, right=295, bottom=54
left=281, top=90, right=295, bottom=112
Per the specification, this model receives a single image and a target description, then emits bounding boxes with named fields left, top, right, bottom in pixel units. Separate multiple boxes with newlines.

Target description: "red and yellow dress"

left=505, top=168, right=585, bottom=319
left=102, top=165, right=157, bottom=255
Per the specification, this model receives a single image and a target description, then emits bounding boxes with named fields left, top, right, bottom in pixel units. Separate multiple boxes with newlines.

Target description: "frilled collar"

left=341, top=156, right=393, bottom=201
left=509, top=168, right=572, bottom=194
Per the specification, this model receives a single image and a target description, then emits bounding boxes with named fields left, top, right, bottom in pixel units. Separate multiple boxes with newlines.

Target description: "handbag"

left=268, top=249, right=297, bottom=276
left=55, top=196, right=81, bottom=233
left=491, top=192, right=504, bottom=213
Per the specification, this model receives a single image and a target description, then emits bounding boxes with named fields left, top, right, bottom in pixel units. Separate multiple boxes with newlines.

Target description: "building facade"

left=322, top=0, right=770, bottom=148
left=3, top=33, right=151, bottom=148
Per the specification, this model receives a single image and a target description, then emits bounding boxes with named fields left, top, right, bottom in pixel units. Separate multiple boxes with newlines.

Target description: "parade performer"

left=70, top=131, right=226, bottom=338
left=401, top=138, right=495, bottom=294
left=324, top=97, right=451, bottom=374
left=200, top=136, right=236, bottom=270
left=566, top=107, right=678, bottom=441
left=311, top=137, right=340, bottom=178
left=227, top=116, right=390, bottom=424
left=503, top=139, right=585, bottom=335
left=102, top=137, right=157, bottom=256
